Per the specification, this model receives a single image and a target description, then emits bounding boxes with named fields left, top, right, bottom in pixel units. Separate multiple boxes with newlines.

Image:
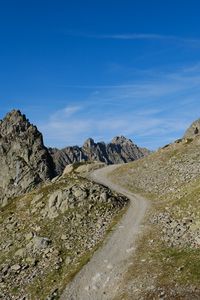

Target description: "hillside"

left=110, top=135, right=200, bottom=299
left=0, top=163, right=128, bottom=300
left=2, top=109, right=199, bottom=299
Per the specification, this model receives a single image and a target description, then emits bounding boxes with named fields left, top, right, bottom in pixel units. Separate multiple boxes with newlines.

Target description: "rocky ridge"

left=0, top=110, right=55, bottom=207
left=50, top=136, right=150, bottom=175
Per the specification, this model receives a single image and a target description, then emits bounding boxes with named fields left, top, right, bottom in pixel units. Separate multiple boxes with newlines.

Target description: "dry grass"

left=110, top=137, right=200, bottom=299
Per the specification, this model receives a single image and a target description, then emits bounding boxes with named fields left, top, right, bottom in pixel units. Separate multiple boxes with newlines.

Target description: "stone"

left=62, top=165, right=74, bottom=175
left=32, top=237, right=51, bottom=250
left=11, top=264, right=21, bottom=271
left=1, top=265, right=10, bottom=275
left=73, top=189, right=87, bottom=199
left=100, top=192, right=108, bottom=201
left=25, top=232, right=34, bottom=241
left=51, top=175, right=60, bottom=183
left=45, top=190, right=70, bottom=218
left=26, top=257, right=37, bottom=267
left=61, top=234, right=68, bottom=240
left=46, top=288, right=58, bottom=300
left=15, top=248, right=26, bottom=257
left=48, top=191, right=63, bottom=209
left=65, top=256, right=72, bottom=265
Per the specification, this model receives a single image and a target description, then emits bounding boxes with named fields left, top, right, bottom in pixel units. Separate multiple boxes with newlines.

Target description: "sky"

left=1, top=0, right=200, bottom=150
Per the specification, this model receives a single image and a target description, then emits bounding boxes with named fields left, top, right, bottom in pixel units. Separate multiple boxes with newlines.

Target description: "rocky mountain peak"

left=2, top=109, right=28, bottom=125
left=184, top=119, right=200, bottom=138
left=83, top=138, right=95, bottom=149
left=4, top=109, right=23, bottom=120
left=0, top=110, right=29, bottom=135
left=0, top=109, right=55, bottom=206
left=111, top=136, right=133, bottom=145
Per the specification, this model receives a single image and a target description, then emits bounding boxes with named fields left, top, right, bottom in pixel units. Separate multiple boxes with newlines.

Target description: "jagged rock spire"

left=0, top=109, right=55, bottom=206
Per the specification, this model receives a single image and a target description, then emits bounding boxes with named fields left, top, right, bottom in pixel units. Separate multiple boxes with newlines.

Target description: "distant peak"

left=111, top=136, right=133, bottom=144
left=83, top=138, right=95, bottom=148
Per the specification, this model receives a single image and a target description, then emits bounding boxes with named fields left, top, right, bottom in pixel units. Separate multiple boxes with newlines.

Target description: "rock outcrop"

left=183, top=118, right=200, bottom=138
left=49, top=146, right=84, bottom=175
left=0, top=110, right=55, bottom=206
left=50, top=136, right=150, bottom=175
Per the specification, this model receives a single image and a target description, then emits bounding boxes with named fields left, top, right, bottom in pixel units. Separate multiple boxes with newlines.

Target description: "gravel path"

left=60, top=165, right=149, bottom=300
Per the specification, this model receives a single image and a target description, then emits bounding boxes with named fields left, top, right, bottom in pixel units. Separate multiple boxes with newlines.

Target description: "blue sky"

left=1, top=0, right=200, bottom=149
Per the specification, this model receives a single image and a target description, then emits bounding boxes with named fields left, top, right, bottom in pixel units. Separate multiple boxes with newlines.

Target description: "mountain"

left=49, top=145, right=84, bottom=175
left=50, top=136, right=150, bottom=175
left=0, top=162, right=128, bottom=300
left=0, top=109, right=150, bottom=205
left=0, top=110, right=55, bottom=206
left=1, top=111, right=200, bottom=299
left=0, top=112, right=129, bottom=300
left=183, top=118, right=200, bottom=138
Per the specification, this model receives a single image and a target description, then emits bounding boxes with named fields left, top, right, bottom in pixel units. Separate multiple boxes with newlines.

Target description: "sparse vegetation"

left=110, top=137, right=200, bottom=299
left=0, top=168, right=128, bottom=300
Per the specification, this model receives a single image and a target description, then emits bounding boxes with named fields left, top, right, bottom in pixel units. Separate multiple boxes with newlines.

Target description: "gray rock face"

left=49, top=146, right=84, bottom=175
left=0, top=110, right=55, bottom=206
left=50, top=136, right=150, bottom=175
left=184, top=119, right=200, bottom=138
left=107, top=136, right=148, bottom=164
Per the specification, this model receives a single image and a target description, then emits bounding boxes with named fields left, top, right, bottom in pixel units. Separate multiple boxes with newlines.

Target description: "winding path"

left=60, top=165, right=149, bottom=300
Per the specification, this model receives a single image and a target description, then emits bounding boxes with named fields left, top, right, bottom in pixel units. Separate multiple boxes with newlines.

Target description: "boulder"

left=183, top=119, right=200, bottom=138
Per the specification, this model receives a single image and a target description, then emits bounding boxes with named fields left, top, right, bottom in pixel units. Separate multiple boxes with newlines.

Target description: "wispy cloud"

left=39, top=108, right=188, bottom=150
left=66, top=31, right=200, bottom=45
left=39, top=106, right=92, bottom=147
left=38, top=63, right=200, bottom=150
left=50, top=105, right=82, bottom=120
left=69, top=32, right=169, bottom=40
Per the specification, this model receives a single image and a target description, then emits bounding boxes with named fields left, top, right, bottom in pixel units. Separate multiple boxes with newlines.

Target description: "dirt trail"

left=60, top=165, right=149, bottom=300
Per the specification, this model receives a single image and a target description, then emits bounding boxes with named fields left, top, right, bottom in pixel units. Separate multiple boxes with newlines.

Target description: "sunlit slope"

left=110, top=137, right=200, bottom=299
left=0, top=164, right=128, bottom=300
